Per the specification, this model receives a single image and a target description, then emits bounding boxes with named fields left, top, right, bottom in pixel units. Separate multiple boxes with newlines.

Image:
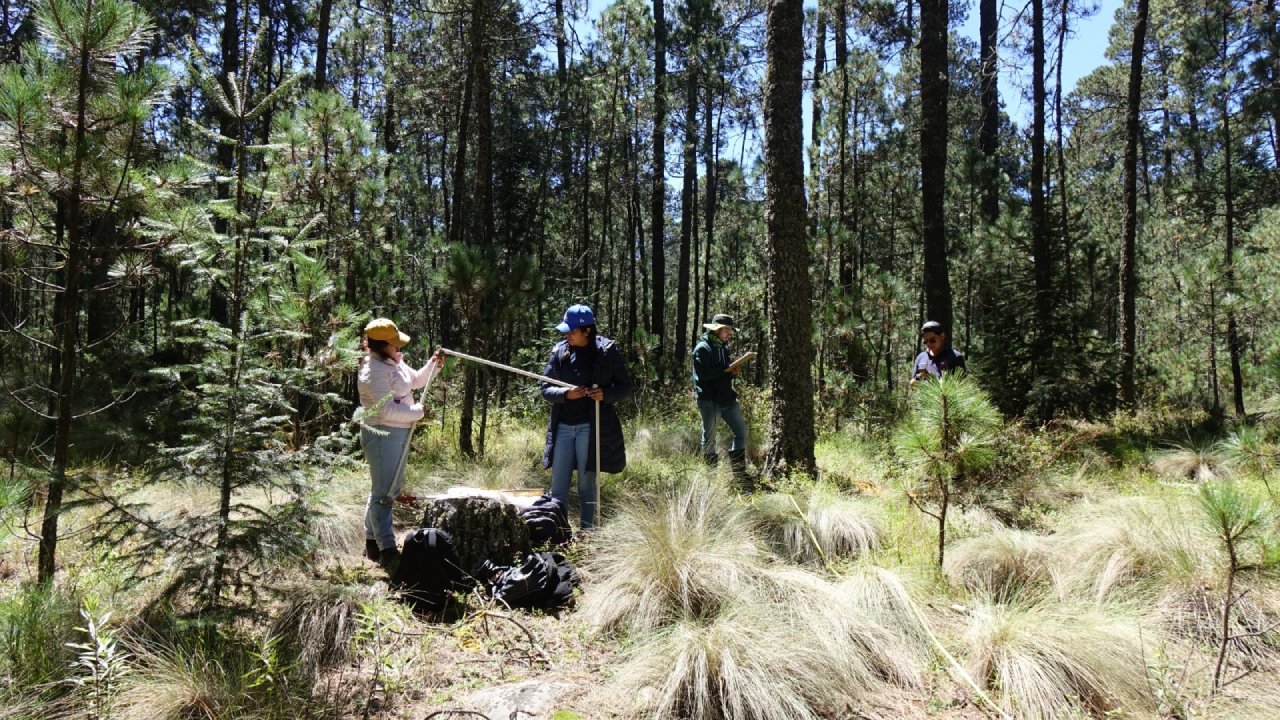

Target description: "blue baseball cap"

left=556, top=304, right=596, bottom=333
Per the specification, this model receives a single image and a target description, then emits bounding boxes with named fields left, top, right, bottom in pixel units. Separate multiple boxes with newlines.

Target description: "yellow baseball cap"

left=364, top=318, right=410, bottom=348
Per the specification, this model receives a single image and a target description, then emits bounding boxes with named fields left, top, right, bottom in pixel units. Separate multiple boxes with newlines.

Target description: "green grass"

left=0, top=583, right=81, bottom=705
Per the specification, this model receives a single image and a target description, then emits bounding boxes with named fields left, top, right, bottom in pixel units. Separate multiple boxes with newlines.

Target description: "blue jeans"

left=550, top=421, right=597, bottom=530
left=698, top=399, right=747, bottom=455
left=361, top=424, right=411, bottom=551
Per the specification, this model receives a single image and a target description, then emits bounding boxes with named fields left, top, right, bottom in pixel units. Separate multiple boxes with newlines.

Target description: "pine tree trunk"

left=677, top=68, right=696, bottom=352
left=1220, top=11, right=1245, bottom=419
left=978, top=0, right=999, bottom=225
left=1119, top=0, right=1149, bottom=407
left=314, top=0, right=331, bottom=90
left=1031, top=0, right=1053, bottom=415
left=763, top=0, right=815, bottom=478
left=919, top=0, right=952, bottom=334
left=702, top=88, right=716, bottom=321
left=651, top=0, right=668, bottom=381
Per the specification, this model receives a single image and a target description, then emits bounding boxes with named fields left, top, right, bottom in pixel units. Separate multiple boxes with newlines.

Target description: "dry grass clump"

left=745, top=565, right=924, bottom=689
left=126, top=478, right=221, bottom=525
left=576, top=476, right=764, bottom=635
left=827, top=565, right=931, bottom=686
left=630, top=423, right=701, bottom=460
left=268, top=576, right=382, bottom=681
left=614, top=603, right=867, bottom=720
left=582, top=477, right=934, bottom=718
left=303, top=485, right=365, bottom=557
left=750, top=485, right=883, bottom=564
left=1151, top=442, right=1228, bottom=482
left=1052, top=497, right=1207, bottom=603
left=944, top=527, right=1054, bottom=599
left=113, top=639, right=232, bottom=720
left=964, top=599, right=1155, bottom=719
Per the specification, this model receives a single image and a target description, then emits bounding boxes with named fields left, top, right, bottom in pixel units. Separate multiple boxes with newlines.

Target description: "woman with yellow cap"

left=357, top=318, right=444, bottom=570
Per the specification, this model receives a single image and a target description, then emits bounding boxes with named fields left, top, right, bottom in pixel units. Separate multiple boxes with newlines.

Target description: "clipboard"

left=726, top=351, right=756, bottom=372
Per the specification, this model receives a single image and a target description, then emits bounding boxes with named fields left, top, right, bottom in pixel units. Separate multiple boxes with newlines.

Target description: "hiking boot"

left=729, top=449, right=755, bottom=494
left=365, top=539, right=380, bottom=562
left=703, top=452, right=719, bottom=467
left=379, top=547, right=401, bottom=576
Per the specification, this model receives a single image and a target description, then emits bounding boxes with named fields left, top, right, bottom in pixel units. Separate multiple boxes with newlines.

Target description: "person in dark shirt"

left=540, top=304, right=632, bottom=530
left=910, top=320, right=966, bottom=387
left=692, top=313, right=752, bottom=491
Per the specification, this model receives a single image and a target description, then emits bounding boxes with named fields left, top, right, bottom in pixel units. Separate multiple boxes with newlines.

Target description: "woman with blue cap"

left=540, top=304, right=632, bottom=531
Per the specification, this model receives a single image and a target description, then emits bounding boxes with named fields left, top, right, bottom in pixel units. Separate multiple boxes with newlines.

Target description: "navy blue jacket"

left=541, top=335, right=632, bottom=473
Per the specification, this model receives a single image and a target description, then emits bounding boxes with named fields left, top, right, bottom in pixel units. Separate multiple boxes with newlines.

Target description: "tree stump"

left=421, top=496, right=531, bottom=574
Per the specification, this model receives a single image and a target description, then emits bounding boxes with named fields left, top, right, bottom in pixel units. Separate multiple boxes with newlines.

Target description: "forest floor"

left=2, top=403, right=1280, bottom=719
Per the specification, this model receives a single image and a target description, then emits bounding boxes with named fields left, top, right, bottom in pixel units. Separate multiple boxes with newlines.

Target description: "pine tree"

left=895, top=374, right=1001, bottom=567
left=104, top=29, right=351, bottom=611
left=0, top=0, right=164, bottom=583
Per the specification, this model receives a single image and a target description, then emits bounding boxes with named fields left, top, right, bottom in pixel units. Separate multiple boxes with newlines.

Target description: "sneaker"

left=379, top=547, right=401, bottom=576
left=365, top=539, right=380, bottom=561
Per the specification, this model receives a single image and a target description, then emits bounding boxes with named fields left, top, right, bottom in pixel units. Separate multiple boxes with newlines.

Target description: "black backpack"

left=489, top=551, right=580, bottom=611
left=519, top=494, right=572, bottom=547
left=392, top=528, right=469, bottom=612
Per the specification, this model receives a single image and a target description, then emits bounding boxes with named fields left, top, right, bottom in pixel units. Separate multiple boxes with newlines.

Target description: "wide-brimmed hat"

left=703, top=313, right=735, bottom=331
left=365, top=317, right=411, bottom=348
left=556, top=304, right=596, bottom=333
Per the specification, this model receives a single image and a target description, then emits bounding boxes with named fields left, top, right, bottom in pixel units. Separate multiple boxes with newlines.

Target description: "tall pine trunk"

left=677, top=68, right=696, bottom=352
left=1119, top=0, right=1149, bottom=407
left=458, top=0, right=492, bottom=456
left=763, top=0, right=815, bottom=477
left=1030, top=0, right=1053, bottom=416
left=650, top=0, right=668, bottom=380
left=978, top=0, right=998, bottom=225
left=1220, top=11, right=1245, bottom=419
left=919, top=0, right=952, bottom=334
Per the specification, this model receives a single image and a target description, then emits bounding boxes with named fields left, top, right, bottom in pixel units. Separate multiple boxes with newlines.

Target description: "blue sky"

left=574, top=0, right=1127, bottom=171
left=962, top=0, right=1125, bottom=121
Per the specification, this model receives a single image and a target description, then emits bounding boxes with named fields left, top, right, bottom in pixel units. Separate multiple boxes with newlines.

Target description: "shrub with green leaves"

left=0, top=584, right=81, bottom=703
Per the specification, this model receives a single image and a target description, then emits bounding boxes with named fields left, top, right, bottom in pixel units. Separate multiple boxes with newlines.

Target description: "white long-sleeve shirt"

left=357, top=352, right=439, bottom=428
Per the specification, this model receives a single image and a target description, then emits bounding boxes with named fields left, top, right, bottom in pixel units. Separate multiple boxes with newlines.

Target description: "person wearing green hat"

left=692, top=313, right=752, bottom=490
left=357, top=317, right=445, bottom=571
